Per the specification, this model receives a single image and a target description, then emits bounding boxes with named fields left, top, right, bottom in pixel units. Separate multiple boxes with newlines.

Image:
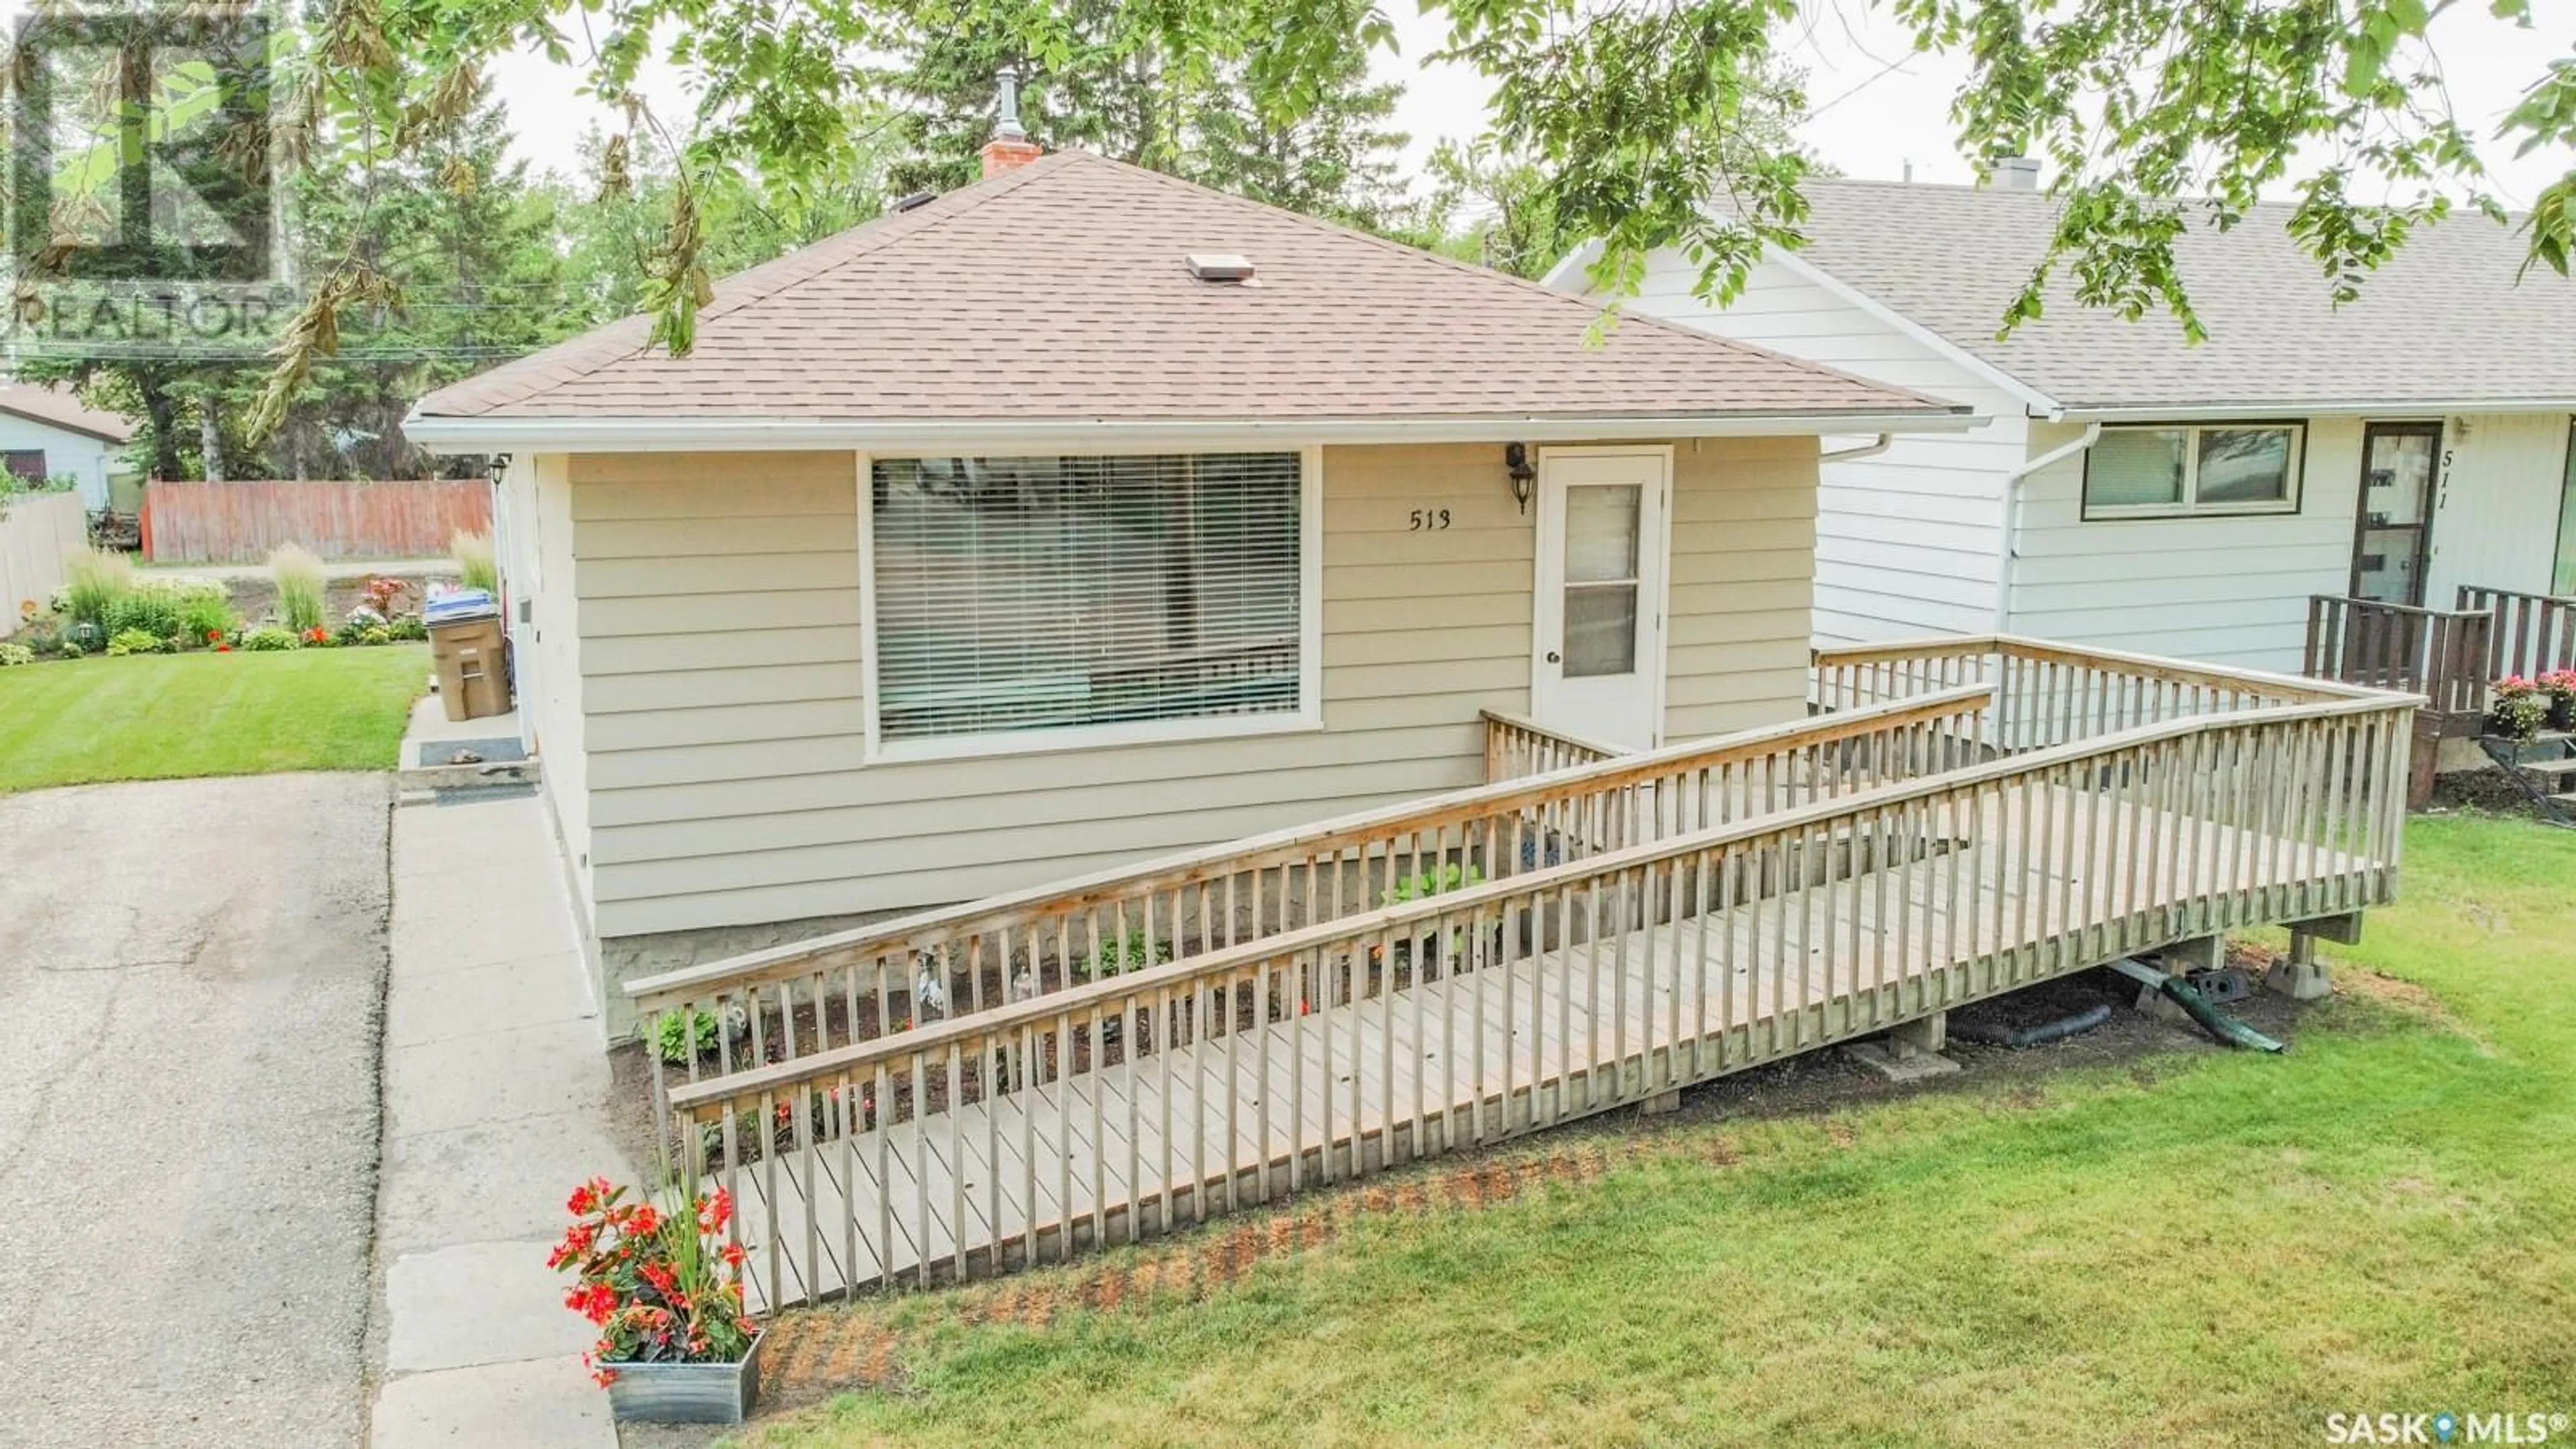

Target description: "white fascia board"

left=2065, top=398, right=2576, bottom=422
left=1538, top=238, right=1607, bottom=294
left=1762, top=248, right=2064, bottom=419
left=402, top=408, right=1979, bottom=455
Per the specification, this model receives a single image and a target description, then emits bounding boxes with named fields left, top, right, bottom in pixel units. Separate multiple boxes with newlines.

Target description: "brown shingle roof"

left=415, top=152, right=1947, bottom=425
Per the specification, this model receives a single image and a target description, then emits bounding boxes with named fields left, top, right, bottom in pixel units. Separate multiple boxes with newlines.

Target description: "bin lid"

left=425, top=588, right=499, bottom=625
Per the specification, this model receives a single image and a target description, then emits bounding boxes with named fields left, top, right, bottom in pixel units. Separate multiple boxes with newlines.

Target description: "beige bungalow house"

left=405, top=144, right=1972, bottom=1031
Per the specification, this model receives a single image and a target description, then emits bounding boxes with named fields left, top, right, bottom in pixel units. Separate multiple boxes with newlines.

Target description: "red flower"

left=205, top=629, right=223, bottom=641
left=215, top=645, right=231, bottom=653
left=721, top=1241, right=745, bottom=1270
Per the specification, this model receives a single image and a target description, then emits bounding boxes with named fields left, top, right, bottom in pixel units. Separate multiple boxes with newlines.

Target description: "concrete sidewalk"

left=370, top=793, right=636, bottom=1448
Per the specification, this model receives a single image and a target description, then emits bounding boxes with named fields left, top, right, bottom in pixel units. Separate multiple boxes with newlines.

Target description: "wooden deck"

left=704, top=784, right=2383, bottom=1309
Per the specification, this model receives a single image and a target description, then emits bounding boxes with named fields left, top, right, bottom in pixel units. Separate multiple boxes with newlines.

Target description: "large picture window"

left=867, top=451, right=1310, bottom=751
left=2082, top=423, right=2304, bottom=519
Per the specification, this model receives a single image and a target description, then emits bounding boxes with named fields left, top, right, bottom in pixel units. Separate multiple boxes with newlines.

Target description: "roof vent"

left=893, top=190, right=937, bottom=213
left=1186, top=252, right=1256, bottom=284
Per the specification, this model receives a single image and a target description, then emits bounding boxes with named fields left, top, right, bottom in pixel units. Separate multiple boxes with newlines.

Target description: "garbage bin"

left=425, top=590, right=511, bottom=722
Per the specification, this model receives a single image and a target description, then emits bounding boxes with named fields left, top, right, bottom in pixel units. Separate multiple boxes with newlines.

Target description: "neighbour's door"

left=1532, top=447, right=1669, bottom=751
left=2352, top=421, right=2443, bottom=606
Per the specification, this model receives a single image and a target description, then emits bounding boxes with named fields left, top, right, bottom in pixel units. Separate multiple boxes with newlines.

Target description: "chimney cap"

left=994, top=72, right=1027, bottom=142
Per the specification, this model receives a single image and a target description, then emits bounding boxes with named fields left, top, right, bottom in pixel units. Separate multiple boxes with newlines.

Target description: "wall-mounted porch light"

left=1504, top=441, right=1536, bottom=515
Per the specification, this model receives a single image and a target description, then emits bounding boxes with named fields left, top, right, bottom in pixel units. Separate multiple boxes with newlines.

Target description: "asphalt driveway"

left=0, top=774, right=390, bottom=1449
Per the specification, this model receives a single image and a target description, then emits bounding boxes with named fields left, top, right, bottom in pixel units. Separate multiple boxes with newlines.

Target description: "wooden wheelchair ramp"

left=651, top=657, right=2416, bottom=1309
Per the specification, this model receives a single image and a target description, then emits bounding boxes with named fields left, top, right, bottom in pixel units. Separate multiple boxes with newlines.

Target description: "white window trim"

left=2081, top=421, right=2307, bottom=521
left=854, top=443, right=1325, bottom=765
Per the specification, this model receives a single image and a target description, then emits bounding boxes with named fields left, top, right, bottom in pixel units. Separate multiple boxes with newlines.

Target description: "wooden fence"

left=2457, top=585, right=2576, bottom=683
left=0, top=490, right=86, bottom=631
left=141, top=479, right=490, bottom=563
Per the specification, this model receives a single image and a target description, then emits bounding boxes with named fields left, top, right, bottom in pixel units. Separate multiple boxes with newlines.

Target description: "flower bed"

left=13, top=549, right=437, bottom=665
left=552, top=1178, right=762, bottom=1424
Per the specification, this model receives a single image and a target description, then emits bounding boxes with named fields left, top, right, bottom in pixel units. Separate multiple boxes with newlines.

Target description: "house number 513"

left=1408, top=508, right=1452, bottom=531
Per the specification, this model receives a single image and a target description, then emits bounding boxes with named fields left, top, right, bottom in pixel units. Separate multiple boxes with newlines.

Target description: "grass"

left=739, top=814, right=2576, bottom=1447
left=0, top=646, right=428, bottom=792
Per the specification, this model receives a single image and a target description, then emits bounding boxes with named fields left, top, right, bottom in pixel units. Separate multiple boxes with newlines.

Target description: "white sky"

left=488, top=1, right=2574, bottom=208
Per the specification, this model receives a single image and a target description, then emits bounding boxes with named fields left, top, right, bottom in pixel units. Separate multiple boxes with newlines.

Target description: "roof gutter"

left=1993, top=422, right=2102, bottom=633
left=401, top=408, right=1979, bottom=455
left=2063, top=398, right=2576, bottom=422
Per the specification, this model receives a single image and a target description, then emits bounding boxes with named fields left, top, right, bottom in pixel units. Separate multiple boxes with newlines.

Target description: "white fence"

left=0, top=490, right=84, bottom=635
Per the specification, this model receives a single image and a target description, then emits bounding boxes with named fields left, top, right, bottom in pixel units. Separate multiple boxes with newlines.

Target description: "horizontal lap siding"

left=527, top=455, right=595, bottom=904
left=2008, top=417, right=2365, bottom=673
left=564, top=441, right=1817, bottom=938
left=1664, top=438, right=1817, bottom=737
left=2424, top=412, right=2573, bottom=604
left=1609, top=254, right=2014, bottom=644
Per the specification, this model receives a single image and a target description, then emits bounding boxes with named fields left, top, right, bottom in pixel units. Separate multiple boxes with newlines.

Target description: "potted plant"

left=2540, top=669, right=2576, bottom=733
left=2490, top=676, right=2550, bottom=742
left=551, top=1177, right=763, bottom=1424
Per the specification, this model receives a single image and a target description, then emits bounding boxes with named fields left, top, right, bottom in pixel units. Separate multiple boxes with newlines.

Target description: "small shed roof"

left=1778, top=178, right=2576, bottom=413
left=412, top=151, right=1956, bottom=439
left=0, top=384, right=136, bottom=443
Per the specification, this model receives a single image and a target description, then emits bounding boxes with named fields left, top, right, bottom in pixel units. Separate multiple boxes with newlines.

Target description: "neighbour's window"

left=869, top=452, right=1306, bottom=747
left=2082, top=423, right=2303, bottom=519
left=1, top=449, right=46, bottom=482
left=2555, top=421, right=2576, bottom=596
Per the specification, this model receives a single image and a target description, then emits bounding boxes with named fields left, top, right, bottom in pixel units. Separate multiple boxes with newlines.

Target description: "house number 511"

left=1408, top=508, right=1452, bottom=531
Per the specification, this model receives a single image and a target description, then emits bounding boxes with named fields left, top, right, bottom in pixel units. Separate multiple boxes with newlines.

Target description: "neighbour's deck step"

left=2479, top=733, right=2576, bottom=828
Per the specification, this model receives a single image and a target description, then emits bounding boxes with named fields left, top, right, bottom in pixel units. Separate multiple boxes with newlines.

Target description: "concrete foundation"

left=2263, top=932, right=2335, bottom=1001
left=596, top=907, right=914, bottom=1043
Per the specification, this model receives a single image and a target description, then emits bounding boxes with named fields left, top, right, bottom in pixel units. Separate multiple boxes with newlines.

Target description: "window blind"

left=870, top=453, right=1304, bottom=743
left=2085, top=427, right=2187, bottom=509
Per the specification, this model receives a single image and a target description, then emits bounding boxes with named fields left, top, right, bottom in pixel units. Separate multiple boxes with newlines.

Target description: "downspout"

left=1993, top=421, right=2102, bottom=633
left=1820, top=432, right=1893, bottom=464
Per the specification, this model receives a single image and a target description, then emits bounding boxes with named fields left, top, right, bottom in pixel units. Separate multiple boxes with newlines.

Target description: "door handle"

left=1546, top=650, right=1561, bottom=664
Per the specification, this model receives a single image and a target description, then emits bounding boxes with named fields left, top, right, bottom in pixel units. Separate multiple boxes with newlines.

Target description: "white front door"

left=1532, top=447, right=1670, bottom=750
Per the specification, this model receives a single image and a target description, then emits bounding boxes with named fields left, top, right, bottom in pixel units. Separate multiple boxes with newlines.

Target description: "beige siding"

left=525, top=455, right=595, bottom=906
left=557, top=441, right=1817, bottom=939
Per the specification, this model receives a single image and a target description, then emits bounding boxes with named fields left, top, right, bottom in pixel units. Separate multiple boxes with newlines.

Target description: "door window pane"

left=1562, top=584, right=1638, bottom=677
left=2085, top=429, right=2187, bottom=509
left=2196, top=427, right=2294, bottom=504
left=2353, top=527, right=2426, bottom=606
left=1564, top=484, right=1640, bottom=582
left=2361, top=429, right=2436, bottom=527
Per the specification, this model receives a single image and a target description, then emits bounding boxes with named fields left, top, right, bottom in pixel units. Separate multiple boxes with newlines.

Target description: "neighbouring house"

left=1545, top=174, right=2576, bottom=680
left=405, top=141, right=1972, bottom=1033
left=0, top=384, right=137, bottom=513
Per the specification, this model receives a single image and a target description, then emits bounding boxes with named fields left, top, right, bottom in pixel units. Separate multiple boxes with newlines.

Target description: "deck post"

left=2263, top=931, right=2334, bottom=1001
left=1639, top=1088, right=1683, bottom=1116
left=1887, top=1012, right=1947, bottom=1057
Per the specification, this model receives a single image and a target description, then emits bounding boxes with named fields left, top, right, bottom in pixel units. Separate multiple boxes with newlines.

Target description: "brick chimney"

left=980, top=74, right=1042, bottom=178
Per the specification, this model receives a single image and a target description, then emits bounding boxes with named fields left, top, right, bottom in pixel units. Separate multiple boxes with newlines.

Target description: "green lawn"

left=741, top=814, right=2576, bottom=1447
left=0, top=646, right=429, bottom=792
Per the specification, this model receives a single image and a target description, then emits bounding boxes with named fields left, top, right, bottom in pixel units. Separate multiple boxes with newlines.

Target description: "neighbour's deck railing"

left=628, top=687, right=1996, bottom=1125
left=2457, top=585, right=2576, bottom=685
left=668, top=679, right=2420, bottom=1301
left=2302, top=596, right=2492, bottom=718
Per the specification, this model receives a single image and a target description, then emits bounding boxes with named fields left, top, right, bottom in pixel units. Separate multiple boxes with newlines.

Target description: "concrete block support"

left=2151, top=934, right=2226, bottom=975
left=2263, top=931, right=2335, bottom=1001
left=1845, top=1011, right=1960, bottom=1082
